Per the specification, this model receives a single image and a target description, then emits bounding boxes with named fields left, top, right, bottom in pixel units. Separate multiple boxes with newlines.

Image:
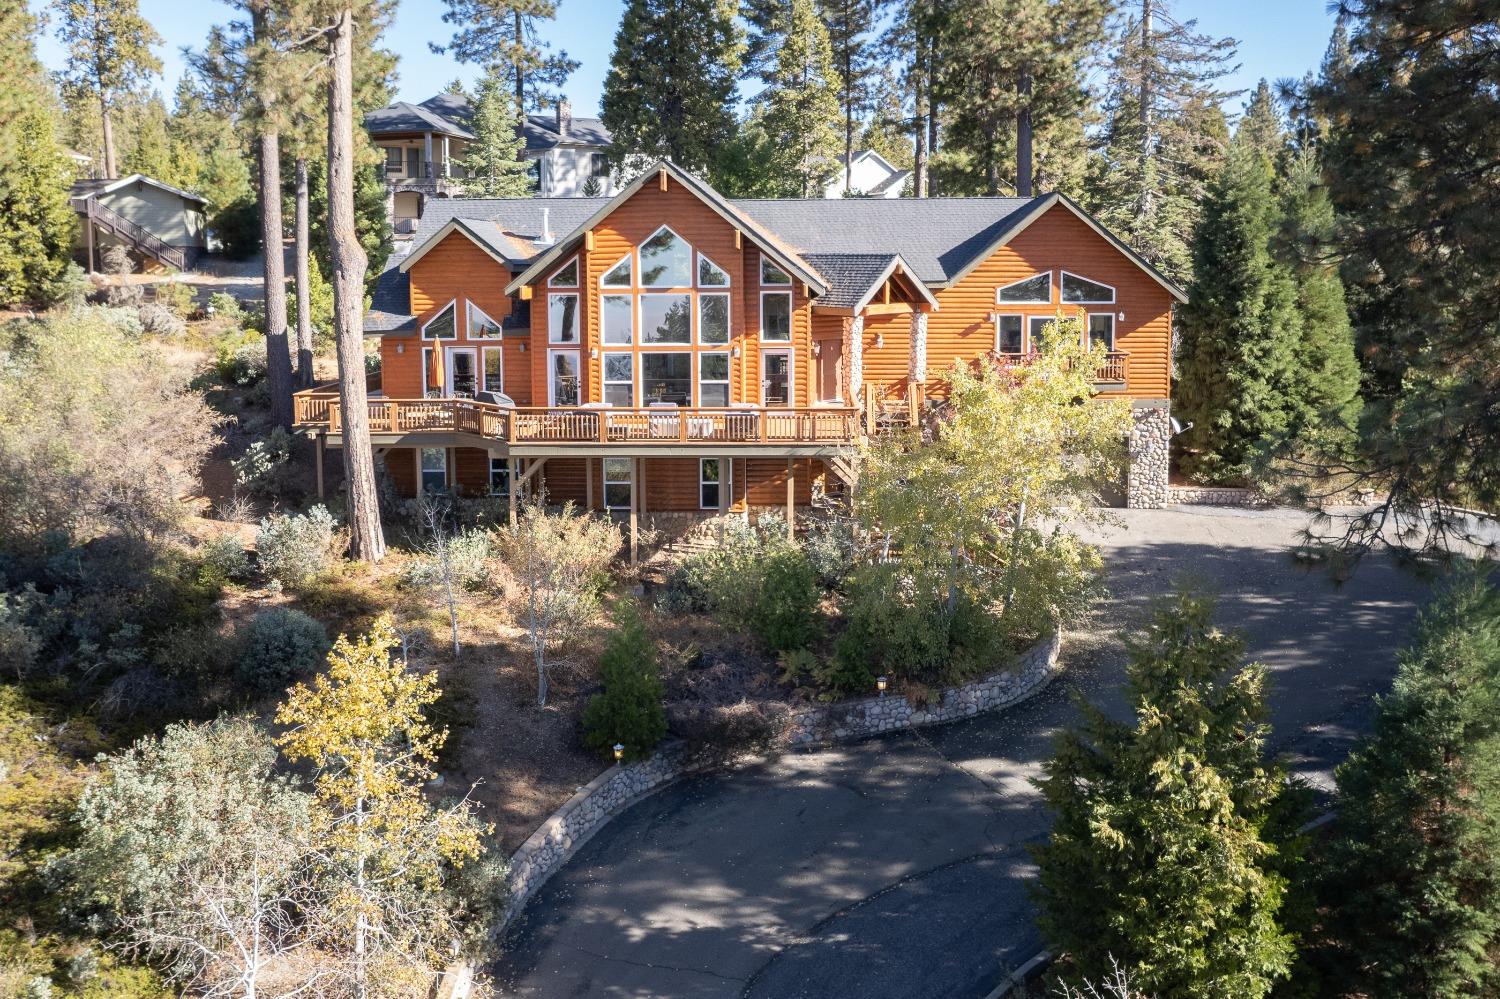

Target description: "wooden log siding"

left=923, top=203, right=1174, bottom=400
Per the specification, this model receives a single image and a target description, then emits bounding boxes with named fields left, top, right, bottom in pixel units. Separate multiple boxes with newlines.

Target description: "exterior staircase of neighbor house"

left=81, top=197, right=188, bottom=271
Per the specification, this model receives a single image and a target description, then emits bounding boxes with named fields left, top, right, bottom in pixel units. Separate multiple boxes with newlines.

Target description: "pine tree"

left=817, top=0, right=878, bottom=192
left=52, top=0, right=163, bottom=178
left=459, top=68, right=533, bottom=197
left=757, top=0, right=842, bottom=197
left=601, top=0, right=742, bottom=179
left=1032, top=588, right=1297, bottom=998
left=1319, top=570, right=1500, bottom=997
left=1306, top=2, right=1500, bottom=558
left=1082, top=0, right=1237, bottom=283
left=876, top=0, right=939, bottom=196
left=935, top=0, right=1107, bottom=196
left=1175, top=135, right=1306, bottom=483
left=1237, top=79, right=1286, bottom=166
left=0, top=3, right=76, bottom=307
left=435, top=0, right=578, bottom=113
left=859, top=64, right=914, bottom=174
left=582, top=604, right=667, bottom=761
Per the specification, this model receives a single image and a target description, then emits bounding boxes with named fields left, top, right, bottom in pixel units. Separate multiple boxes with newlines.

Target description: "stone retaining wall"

left=1167, top=485, right=1269, bottom=507
left=497, top=628, right=1063, bottom=930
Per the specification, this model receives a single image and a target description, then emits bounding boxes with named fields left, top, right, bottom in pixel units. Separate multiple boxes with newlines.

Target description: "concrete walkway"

left=496, top=507, right=1434, bottom=998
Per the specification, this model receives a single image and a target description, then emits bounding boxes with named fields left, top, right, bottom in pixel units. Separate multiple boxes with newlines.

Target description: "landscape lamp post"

left=877, top=676, right=888, bottom=698
left=613, top=743, right=625, bottom=765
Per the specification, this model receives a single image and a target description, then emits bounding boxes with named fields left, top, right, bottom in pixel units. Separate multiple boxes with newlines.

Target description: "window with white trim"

left=422, top=300, right=456, bottom=339
left=602, top=294, right=633, bottom=344
left=1061, top=271, right=1114, bottom=304
left=641, top=293, right=691, bottom=344
left=995, top=314, right=1024, bottom=354
left=601, top=254, right=632, bottom=287
left=761, top=291, right=792, bottom=342
left=603, top=458, right=632, bottom=510
left=549, top=256, right=579, bottom=287
left=1029, top=315, right=1054, bottom=347
left=603, top=353, right=633, bottom=407
left=997, top=273, right=1051, bottom=304
left=1087, top=313, right=1115, bottom=351
left=640, top=226, right=692, bottom=287
left=482, top=346, right=504, bottom=394
left=468, top=301, right=503, bottom=339
left=420, top=448, right=447, bottom=493
left=422, top=347, right=435, bottom=394
left=700, top=458, right=728, bottom=509
left=761, top=255, right=791, bottom=286
left=548, top=293, right=579, bottom=343
left=699, top=293, right=730, bottom=344
left=489, top=457, right=510, bottom=496
left=641, top=352, right=691, bottom=404
left=699, top=352, right=730, bottom=406
left=698, top=253, right=730, bottom=287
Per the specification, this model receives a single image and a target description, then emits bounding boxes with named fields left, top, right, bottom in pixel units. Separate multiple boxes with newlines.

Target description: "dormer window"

left=602, top=254, right=632, bottom=287
left=761, top=255, right=791, bottom=286
left=422, top=300, right=457, bottom=340
left=997, top=273, right=1051, bottom=304
left=1061, top=271, right=1114, bottom=304
left=640, top=225, right=692, bottom=287
left=549, top=256, right=579, bottom=288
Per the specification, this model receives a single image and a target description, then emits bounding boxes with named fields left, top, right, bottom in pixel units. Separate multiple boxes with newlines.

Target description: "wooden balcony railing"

left=294, top=389, right=858, bottom=448
left=995, top=350, right=1130, bottom=385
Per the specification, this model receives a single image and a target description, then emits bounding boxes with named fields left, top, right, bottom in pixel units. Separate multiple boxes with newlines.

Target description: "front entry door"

left=446, top=347, right=478, bottom=397
left=816, top=339, right=843, bottom=403
left=761, top=350, right=792, bottom=407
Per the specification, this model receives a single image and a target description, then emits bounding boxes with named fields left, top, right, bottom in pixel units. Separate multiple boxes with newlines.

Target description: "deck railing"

left=995, top=350, right=1130, bottom=385
left=294, top=390, right=858, bottom=447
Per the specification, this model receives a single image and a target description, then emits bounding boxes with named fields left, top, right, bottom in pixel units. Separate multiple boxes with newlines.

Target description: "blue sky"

left=30, top=0, right=1338, bottom=120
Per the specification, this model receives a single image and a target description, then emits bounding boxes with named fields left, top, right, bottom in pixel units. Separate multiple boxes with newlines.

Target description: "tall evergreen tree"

left=1237, top=79, right=1286, bottom=165
left=51, top=0, right=163, bottom=178
left=876, top=0, right=939, bottom=196
left=1318, top=570, right=1500, bottom=997
left=1175, top=134, right=1306, bottom=483
left=601, top=0, right=742, bottom=179
left=817, top=0, right=878, bottom=192
left=935, top=0, right=1107, bottom=196
left=1307, top=1, right=1500, bottom=559
left=459, top=67, right=534, bottom=197
left=859, top=64, right=915, bottom=175
left=1082, top=0, right=1237, bottom=284
left=434, top=0, right=577, bottom=113
left=756, top=0, right=842, bottom=196
left=0, top=0, right=76, bottom=306
left=1033, top=588, right=1297, bottom=998
left=122, top=92, right=173, bottom=181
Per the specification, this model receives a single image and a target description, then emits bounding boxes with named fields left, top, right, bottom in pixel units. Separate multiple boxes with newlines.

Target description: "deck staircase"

left=81, top=197, right=188, bottom=271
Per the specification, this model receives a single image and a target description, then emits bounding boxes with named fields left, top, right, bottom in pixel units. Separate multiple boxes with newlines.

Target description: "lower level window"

left=700, top=458, right=728, bottom=510
left=1088, top=313, right=1115, bottom=351
left=420, top=448, right=447, bottom=493
left=604, top=458, right=633, bottom=510
left=996, top=315, right=1023, bottom=354
left=489, top=457, right=509, bottom=496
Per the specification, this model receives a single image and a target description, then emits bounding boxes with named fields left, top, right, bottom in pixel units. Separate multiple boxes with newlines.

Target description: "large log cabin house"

left=293, top=160, right=1186, bottom=550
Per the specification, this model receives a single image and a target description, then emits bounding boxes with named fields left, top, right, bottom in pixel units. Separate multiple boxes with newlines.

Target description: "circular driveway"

left=496, top=506, right=1433, bottom=998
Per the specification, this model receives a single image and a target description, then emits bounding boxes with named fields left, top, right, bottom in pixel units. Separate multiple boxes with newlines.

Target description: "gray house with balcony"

left=364, top=94, right=617, bottom=232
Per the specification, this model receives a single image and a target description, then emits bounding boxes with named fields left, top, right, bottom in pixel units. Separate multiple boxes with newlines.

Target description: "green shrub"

left=402, top=528, right=492, bottom=590
left=217, top=339, right=267, bottom=386
left=207, top=292, right=245, bottom=325
left=802, top=516, right=860, bottom=591
left=833, top=564, right=947, bottom=689
left=583, top=605, right=667, bottom=761
left=999, top=528, right=1103, bottom=639
left=135, top=303, right=186, bottom=338
left=197, top=535, right=251, bottom=586
left=254, top=506, right=339, bottom=588
left=750, top=548, right=820, bottom=652
left=232, top=428, right=297, bottom=500
left=236, top=607, right=329, bottom=696
left=213, top=197, right=261, bottom=260
left=152, top=281, right=194, bottom=317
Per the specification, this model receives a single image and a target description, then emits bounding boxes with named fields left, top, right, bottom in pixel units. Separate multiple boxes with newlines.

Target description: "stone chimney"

left=556, top=99, right=572, bottom=137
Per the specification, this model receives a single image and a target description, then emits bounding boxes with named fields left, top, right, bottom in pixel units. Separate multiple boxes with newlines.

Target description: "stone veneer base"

left=1167, top=485, right=1269, bottom=507
left=497, top=628, right=1063, bottom=931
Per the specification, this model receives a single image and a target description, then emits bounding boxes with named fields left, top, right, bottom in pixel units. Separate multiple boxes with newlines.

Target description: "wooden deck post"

left=786, top=458, right=795, bottom=540
left=717, top=455, right=729, bottom=543
left=315, top=434, right=325, bottom=499
left=507, top=457, right=518, bottom=527
left=629, top=457, right=640, bottom=565
left=585, top=457, right=595, bottom=511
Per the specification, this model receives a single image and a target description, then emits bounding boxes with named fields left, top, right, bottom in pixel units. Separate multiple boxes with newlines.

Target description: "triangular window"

left=468, top=301, right=503, bottom=339
left=997, top=273, right=1051, bottom=304
left=422, top=300, right=457, bottom=340
left=640, top=225, right=693, bottom=287
left=1061, top=271, right=1114, bottom=304
left=761, top=255, right=791, bottom=286
left=698, top=253, right=730, bottom=287
left=549, top=256, right=579, bottom=287
left=602, top=254, right=632, bottom=287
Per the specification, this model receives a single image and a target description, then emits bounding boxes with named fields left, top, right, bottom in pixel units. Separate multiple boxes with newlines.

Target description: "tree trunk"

left=913, top=37, right=928, bottom=198
left=513, top=9, right=526, bottom=113
left=1016, top=69, right=1034, bottom=197
left=100, top=94, right=117, bottom=178
left=259, top=130, right=294, bottom=428
left=1137, top=0, right=1155, bottom=226
left=328, top=7, right=386, bottom=563
left=294, top=157, right=314, bottom=388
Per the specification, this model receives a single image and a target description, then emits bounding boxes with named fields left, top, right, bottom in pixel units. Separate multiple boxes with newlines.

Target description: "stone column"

left=908, top=310, right=928, bottom=385
left=1127, top=402, right=1171, bottom=509
left=847, top=314, right=864, bottom=405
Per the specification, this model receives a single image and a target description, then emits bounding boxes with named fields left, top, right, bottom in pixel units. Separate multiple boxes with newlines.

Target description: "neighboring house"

left=825, top=150, right=911, bottom=199
left=364, top=94, right=616, bottom=232
left=70, top=174, right=208, bottom=272
left=293, top=160, right=1183, bottom=553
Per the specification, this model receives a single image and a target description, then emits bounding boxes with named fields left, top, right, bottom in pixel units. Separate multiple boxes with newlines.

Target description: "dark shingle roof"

left=731, top=197, right=1035, bottom=285
left=366, top=93, right=612, bottom=150
left=364, top=101, right=475, bottom=140
left=801, top=253, right=899, bottom=310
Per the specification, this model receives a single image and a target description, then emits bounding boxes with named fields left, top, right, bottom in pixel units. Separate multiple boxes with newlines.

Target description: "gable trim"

left=935, top=193, right=1188, bottom=303
left=399, top=218, right=514, bottom=274
left=504, top=160, right=828, bottom=298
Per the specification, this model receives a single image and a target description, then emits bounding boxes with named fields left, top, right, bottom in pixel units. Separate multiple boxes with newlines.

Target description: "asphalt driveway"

left=496, top=506, right=1435, bottom=998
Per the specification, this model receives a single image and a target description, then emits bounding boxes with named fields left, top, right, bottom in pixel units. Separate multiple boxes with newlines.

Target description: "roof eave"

left=846, top=255, right=941, bottom=314
left=399, top=218, right=518, bottom=274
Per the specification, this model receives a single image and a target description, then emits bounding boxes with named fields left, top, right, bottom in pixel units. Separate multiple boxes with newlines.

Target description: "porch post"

left=585, top=457, right=595, bottom=511
left=909, top=310, right=928, bottom=386
left=717, top=455, right=729, bottom=543
left=507, top=457, right=518, bottom=527
left=441, top=135, right=450, bottom=176
left=315, top=434, right=325, bottom=499
left=847, top=314, right=865, bottom=405
left=423, top=131, right=433, bottom=177
left=786, top=458, right=795, bottom=540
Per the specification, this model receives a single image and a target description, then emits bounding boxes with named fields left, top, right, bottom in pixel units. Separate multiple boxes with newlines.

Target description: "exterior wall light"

left=396, top=342, right=405, bottom=354
left=1117, top=310, right=1125, bottom=321
left=876, top=675, right=888, bottom=697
